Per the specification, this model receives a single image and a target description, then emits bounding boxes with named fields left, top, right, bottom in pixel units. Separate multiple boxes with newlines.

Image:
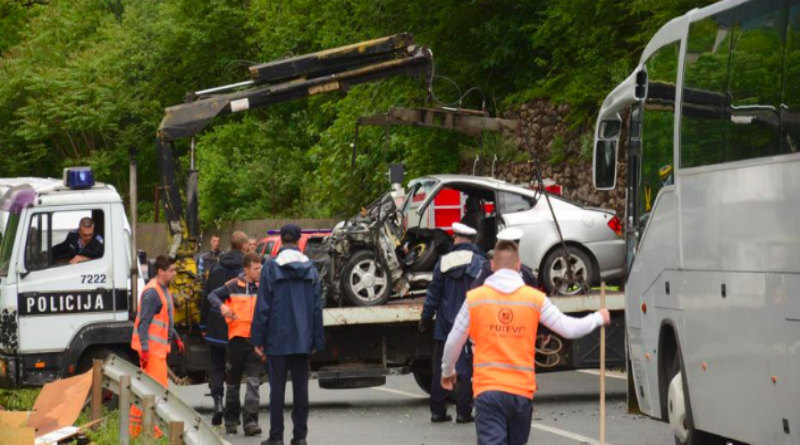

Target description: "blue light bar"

left=63, top=167, right=95, bottom=189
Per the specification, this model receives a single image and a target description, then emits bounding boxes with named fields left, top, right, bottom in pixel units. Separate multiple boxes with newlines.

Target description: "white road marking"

left=376, top=383, right=615, bottom=445
left=533, top=422, right=615, bottom=445
left=370, top=386, right=428, bottom=399
left=577, top=369, right=627, bottom=380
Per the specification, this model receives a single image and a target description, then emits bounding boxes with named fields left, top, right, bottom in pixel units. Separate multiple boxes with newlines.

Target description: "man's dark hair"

left=154, top=254, right=175, bottom=273
left=210, top=234, right=220, bottom=240
left=243, top=252, right=261, bottom=269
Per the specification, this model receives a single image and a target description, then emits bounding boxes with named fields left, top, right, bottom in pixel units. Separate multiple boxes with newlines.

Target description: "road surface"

left=174, top=369, right=673, bottom=444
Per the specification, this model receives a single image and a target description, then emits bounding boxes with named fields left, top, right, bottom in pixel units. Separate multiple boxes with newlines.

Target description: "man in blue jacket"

left=419, top=222, right=486, bottom=424
left=252, top=224, right=324, bottom=445
left=471, top=228, right=538, bottom=289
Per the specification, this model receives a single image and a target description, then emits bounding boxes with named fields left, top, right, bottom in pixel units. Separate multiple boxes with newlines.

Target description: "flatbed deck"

left=323, top=292, right=625, bottom=327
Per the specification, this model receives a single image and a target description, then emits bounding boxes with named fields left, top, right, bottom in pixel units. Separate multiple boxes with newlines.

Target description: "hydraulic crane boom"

left=156, top=33, right=433, bottom=260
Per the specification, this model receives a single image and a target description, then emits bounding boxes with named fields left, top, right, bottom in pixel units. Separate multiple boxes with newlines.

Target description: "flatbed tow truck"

left=0, top=34, right=625, bottom=392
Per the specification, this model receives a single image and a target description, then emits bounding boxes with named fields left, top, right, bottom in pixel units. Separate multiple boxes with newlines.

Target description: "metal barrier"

left=100, top=354, right=227, bottom=445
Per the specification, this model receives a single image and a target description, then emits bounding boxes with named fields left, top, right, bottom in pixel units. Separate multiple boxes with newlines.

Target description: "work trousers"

left=129, top=354, right=168, bottom=438
left=224, top=337, right=262, bottom=428
left=208, top=343, right=226, bottom=399
left=431, top=340, right=474, bottom=417
left=474, top=391, right=533, bottom=445
left=267, top=354, right=310, bottom=442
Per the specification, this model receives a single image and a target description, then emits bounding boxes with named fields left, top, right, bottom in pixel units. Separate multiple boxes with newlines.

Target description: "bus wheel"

left=668, top=372, right=690, bottom=444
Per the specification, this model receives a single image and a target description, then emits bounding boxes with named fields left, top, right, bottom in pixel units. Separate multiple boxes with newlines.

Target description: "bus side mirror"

left=593, top=120, right=621, bottom=190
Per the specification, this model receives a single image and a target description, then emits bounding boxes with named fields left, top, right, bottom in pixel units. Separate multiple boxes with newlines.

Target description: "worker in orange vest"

left=208, top=252, right=263, bottom=437
left=129, top=254, right=185, bottom=437
left=441, top=241, right=610, bottom=445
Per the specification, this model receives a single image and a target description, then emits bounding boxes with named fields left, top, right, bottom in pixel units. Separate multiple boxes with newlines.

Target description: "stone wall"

left=462, top=99, right=627, bottom=215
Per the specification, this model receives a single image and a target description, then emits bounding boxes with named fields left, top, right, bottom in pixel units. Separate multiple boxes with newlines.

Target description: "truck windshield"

left=0, top=210, right=20, bottom=276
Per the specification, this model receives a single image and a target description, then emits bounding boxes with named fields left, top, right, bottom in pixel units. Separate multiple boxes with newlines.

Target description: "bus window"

left=784, top=3, right=800, bottom=154
left=639, top=41, right=679, bottom=229
left=727, top=0, right=787, bottom=162
left=681, top=14, right=734, bottom=168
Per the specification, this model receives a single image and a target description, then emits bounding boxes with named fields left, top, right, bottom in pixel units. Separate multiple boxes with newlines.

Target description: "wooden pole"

left=141, top=395, right=156, bottom=445
left=168, top=421, right=184, bottom=445
left=118, top=374, right=131, bottom=445
left=600, top=282, right=607, bottom=445
left=91, top=359, right=103, bottom=427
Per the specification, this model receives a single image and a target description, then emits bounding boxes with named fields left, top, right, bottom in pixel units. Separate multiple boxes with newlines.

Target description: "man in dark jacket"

left=208, top=253, right=263, bottom=437
left=252, top=224, right=324, bottom=445
left=200, top=231, right=249, bottom=426
left=52, top=217, right=104, bottom=264
left=198, top=234, right=222, bottom=283
left=471, top=228, right=538, bottom=290
left=419, top=223, right=486, bottom=424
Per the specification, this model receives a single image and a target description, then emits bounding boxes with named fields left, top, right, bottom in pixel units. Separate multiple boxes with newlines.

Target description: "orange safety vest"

left=467, top=284, right=545, bottom=399
left=224, top=278, right=258, bottom=340
left=131, top=279, right=172, bottom=358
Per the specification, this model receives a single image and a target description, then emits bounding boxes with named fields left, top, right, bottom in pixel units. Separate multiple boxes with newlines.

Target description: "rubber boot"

left=212, top=395, right=224, bottom=426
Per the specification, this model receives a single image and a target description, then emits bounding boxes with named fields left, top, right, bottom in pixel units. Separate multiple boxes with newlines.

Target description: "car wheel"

left=541, top=246, right=592, bottom=296
left=341, top=250, right=392, bottom=306
left=409, top=238, right=440, bottom=272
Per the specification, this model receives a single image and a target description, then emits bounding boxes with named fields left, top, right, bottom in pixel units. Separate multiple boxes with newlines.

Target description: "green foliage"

left=0, top=387, right=39, bottom=410
left=0, top=0, right=714, bottom=224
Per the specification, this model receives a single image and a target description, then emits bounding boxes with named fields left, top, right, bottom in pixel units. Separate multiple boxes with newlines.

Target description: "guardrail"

left=99, top=354, right=227, bottom=445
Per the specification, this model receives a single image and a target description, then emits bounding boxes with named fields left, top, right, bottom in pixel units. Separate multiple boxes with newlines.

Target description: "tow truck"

left=0, top=34, right=626, bottom=391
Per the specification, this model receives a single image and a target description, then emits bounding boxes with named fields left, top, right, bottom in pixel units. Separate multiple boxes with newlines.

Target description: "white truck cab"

left=0, top=168, right=139, bottom=387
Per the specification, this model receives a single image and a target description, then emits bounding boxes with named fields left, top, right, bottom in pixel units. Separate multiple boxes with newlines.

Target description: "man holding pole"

left=441, top=241, right=610, bottom=445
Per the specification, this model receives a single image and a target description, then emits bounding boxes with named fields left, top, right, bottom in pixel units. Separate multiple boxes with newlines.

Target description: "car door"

left=16, top=205, right=118, bottom=354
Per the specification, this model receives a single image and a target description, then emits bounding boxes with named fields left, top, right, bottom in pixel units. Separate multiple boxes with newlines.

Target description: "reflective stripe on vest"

left=225, top=279, right=258, bottom=340
left=131, top=279, right=172, bottom=358
left=467, top=285, right=545, bottom=399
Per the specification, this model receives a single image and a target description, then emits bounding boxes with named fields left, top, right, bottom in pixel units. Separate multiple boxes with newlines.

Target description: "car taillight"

left=607, top=215, right=623, bottom=237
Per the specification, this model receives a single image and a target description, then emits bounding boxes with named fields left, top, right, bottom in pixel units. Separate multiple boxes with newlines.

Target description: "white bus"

left=592, top=0, right=800, bottom=444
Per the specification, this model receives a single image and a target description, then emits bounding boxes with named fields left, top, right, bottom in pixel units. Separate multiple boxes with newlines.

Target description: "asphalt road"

left=174, top=369, right=673, bottom=445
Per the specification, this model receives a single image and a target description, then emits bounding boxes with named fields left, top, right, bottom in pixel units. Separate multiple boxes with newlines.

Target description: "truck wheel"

left=77, top=347, right=125, bottom=408
left=341, top=250, right=391, bottom=306
left=413, top=370, right=432, bottom=395
left=541, top=246, right=592, bottom=296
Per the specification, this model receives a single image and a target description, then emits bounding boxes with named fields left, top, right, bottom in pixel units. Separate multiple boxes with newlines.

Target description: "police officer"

left=52, top=217, right=104, bottom=264
left=441, top=241, right=610, bottom=445
left=472, top=228, right=537, bottom=289
left=252, top=224, right=324, bottom=445
left=419, top=222, right=486, bottom=424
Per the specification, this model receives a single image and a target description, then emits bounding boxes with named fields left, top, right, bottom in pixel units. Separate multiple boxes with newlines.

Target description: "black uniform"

left=470, top=261, right=538, bottom=289
left=52, top=231, right=104, bottom=261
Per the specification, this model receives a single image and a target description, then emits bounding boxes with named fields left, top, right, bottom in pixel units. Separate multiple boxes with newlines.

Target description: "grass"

left=1, top=388, right=167, bottom=444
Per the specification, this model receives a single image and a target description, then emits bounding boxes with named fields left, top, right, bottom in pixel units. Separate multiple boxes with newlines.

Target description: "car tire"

left=541, top=246, right=593, bottom=296
left=409, top=238, right=440, bottom=272
left=341, top=250, right=392, bottom=306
